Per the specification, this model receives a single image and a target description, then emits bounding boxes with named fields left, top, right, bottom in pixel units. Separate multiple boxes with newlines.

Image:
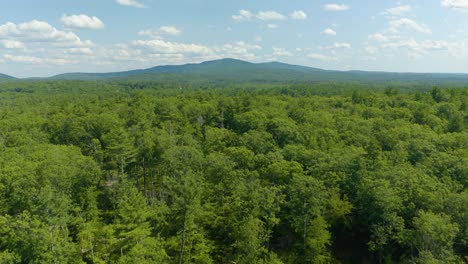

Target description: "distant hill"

left=19, top=58, right=468, bottom=85
left=50, top=59, right=326, bottom=81
left=0, top=73, right=16, bottom=81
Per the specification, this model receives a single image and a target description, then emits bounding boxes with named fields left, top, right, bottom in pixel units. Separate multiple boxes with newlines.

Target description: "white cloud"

left=17, top=20, right=51, bottom=32
left=383, top=39, right=450, bottom=53
left=65, top=47, right=93, bottom=55
left=389, top=18, right=432, bottom=34
left=365, top=46, right=378, bottom=54
left=219, top=41, right=262, bottom=60
left=61, top=14, right=104, bottom=30
left=4, top=54, right=75, bottom=65
left=232, top=10, right=254, bottom=20
left=273, top=47, right=293, bottom=56
left=130, top=39, right=262, bottom=63
left=257, top=11, right=287, bottom=21
left=159, top=26, right=181, bottom=36
left=133, top=39, right=213, bottom=55
left=384, top=5, right=412, bottom=16
left=322, top=28, right=337, bottom=36
left=4, top=54, right=42, bottom=64
left=138, top=30, right=158, bottom=38
left=1, top=36, right=266, bottom=77
left=334, top=42, right=352, bottom=49
left=267, top=24, right=278, bottom=29
left=368, top=33, right=389, bottom=42
left=0, top=20, right=92, bottom=47
left=324, top=4, right=350, bottom=11
left=138, top=25, right=182, bottom=39
left=441, top=0, right=468, bottom=10
left=96, top=45, right=142, bottom=62
left=380, top=39, right=468, bottom=59
left=1, top=40, right=24, bottom=49
left=308, top=53, right=337, bottom=61
left=233, top=10, right=287, bottom=21
left=0, top=22, right=19, bottom=36
left=240, top=9, right=254, bottom=19
left=290, top=10, right=307, bottom=20
left=116, top=0, right=146, bottom=8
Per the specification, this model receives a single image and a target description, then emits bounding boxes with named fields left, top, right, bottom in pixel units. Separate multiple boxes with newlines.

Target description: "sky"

left=1, top=0, right=468, bottom=77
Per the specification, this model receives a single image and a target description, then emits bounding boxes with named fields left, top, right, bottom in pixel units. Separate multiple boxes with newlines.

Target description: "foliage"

left=0, top=80, right=466, bottom=263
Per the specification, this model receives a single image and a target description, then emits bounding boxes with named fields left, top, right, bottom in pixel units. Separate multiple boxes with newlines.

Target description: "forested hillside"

left=0, top=74, right=16, bottom=81
left=5, top=59, right=468, bottom=87
left=0, top=81, right=466, bottom=263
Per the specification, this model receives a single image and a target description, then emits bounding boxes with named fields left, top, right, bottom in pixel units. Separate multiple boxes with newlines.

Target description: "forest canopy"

left=0, top=80, right=466, bottom=263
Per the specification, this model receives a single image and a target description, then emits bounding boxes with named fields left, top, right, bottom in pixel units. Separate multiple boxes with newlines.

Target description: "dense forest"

left=0, top=81, right=466, bottom=263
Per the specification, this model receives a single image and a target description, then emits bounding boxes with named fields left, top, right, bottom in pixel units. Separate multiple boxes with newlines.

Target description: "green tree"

left=409, top=211, right=460, bottom=263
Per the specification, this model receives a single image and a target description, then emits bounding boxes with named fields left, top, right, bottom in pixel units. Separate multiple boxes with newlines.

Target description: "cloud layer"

left=0, top=20, right=92, bottom=47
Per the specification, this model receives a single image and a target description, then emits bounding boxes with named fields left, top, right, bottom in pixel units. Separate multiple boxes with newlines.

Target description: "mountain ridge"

left=3, top=59, right=468, bottom=84
left=0, top=73, right=16, bottom=80
left=50, top=58, right=325, bottom=80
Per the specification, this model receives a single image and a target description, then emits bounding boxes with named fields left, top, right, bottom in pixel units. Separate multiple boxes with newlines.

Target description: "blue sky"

left=1, top=0, right=468, bottom=77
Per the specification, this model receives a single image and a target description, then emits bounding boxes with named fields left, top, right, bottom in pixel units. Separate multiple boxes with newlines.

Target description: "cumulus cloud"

left=441, top=0, right=468, bottom=10
left=4, top=54, right=75, bottom=65
left=61, top=14, right=104, bottom=30
left=139, top=26, right=182, bottom=38
left=138, top=30, right=158, bottom=38
left=322, top=28, right=337, bottom=36
left=273, top=47, right=293, bottom=56
left=324, top=4, right=350, bottom=11
left=1, top=40, right=24, bottom=49
left=384, top=5, right=412, bottom=16
left=334, top=42, right=352, bottom=49
left=0, top=20, right=92, bottom=47
left=65, top=47, right=93, bottom=55
left=132, top=39, right=262, bottom=62
left=129, top=40, right=262, bottom=63
left=95, top=45, right=143, bottom=62
left=290, top=10, right=307, bottom=20
left=233, top=10, right=287, bottom=21
left=257, top=11, right=287, bottom=21
left=369, top=34, right=466, bottom=62
left=219, top=41, right=262, bottom=60
left=383, top=39, right=450, bottom=52
left=308, top=53, right=337, bottom=61
left=267, top=24, right=278, bottom=29
left=159, top=26, right=181, bottom=36
left=389, top=18, right=432, bottom=34
left=368, top=33, right=389, bottom=42
left=232, top=10, right=254, bottom=20
left=133, top=39, right=213, bottom=55
left=2, top=38, right=262, bottom=73
left=116, top=0, right=146, bottom=8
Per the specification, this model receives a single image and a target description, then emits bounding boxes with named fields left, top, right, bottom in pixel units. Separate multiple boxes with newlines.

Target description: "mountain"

left=40, top=58, right=468, bottom=85
left=50, top=59, right=324, bottom=81
left=0, top=73, right=16, bottom=81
